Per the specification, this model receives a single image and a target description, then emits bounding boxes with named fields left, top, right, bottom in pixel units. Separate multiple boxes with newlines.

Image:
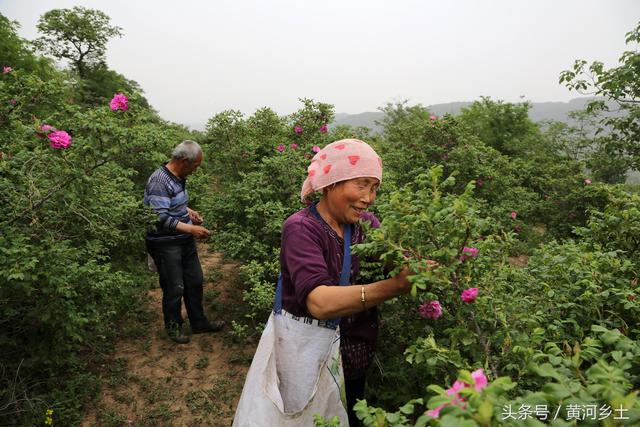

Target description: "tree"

left=77, top=64, right=150, bottom=108
left=34, top=7, right=122, bottom=77
left=560, top=21, right=640, bottom=177
left=457, top=97, right=539, bottom=156
left=0, top=13, right=55, bottom=78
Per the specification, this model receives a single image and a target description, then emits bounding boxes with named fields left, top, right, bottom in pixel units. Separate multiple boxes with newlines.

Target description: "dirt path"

left=82, top=244, right=255, bottom=427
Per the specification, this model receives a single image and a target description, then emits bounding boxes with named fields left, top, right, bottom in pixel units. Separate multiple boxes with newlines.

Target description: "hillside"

left=333, top=97, right=605, bottom=133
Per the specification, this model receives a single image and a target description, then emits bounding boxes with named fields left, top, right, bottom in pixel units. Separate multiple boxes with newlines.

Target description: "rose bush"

left=343, top=167, right=640, bottom=426
left=0, top=20, right=196, bottom=424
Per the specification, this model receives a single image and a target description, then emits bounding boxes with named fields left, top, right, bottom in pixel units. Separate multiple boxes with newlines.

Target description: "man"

left=144, top=140, right=224, bottom=344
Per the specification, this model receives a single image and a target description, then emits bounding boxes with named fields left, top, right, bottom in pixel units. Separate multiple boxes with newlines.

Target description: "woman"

left=278, top=138, right=413, bottom=426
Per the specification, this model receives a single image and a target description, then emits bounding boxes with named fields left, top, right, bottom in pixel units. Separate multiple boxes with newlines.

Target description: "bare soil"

left=82, top=244, right=255, bottom=427
left=507, top=255, right=530, bottom=268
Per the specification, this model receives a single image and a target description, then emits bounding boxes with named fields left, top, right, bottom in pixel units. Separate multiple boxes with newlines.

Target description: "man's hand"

left=190, top=225, right=211, bottom=239
left=188, top=208, right=203, bottom=225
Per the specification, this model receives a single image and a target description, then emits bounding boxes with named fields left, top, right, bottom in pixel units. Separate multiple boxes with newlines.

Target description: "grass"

left=195, top=357, right=209, bottom=370
left=85, top=249, right=254, bottom=426
left=184, top=374, right=239, bottom=419
left=198, top=337, right=214, bottom=352
left=113, top=391, right=135, bottom=405
left=142, top=403, right=178, bottom=426
left=108, top=357, right=129, bottom=386
left=227, top=351, right=253, bottom=365
left=206, top=269, right=224, bottom=283
left=97, top=409, right=129, bottom=427
left=174, top=356, right=188, bottom=372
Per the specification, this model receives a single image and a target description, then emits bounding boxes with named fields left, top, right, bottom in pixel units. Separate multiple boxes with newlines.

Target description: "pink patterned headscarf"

left=300, top=139, right=383, bottom=202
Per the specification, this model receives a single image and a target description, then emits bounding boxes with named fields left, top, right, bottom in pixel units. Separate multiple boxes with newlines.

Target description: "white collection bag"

left=233, top=220, right=353, bottom=426
left=232, top=310, right=347, bottom=427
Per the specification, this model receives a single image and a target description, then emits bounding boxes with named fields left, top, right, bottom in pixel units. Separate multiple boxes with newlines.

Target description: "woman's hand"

left=392, top=260, right=437, bottom=295
left=425, top=259, right=439, bottom=270
left=392, top=266, right=413, bottom=294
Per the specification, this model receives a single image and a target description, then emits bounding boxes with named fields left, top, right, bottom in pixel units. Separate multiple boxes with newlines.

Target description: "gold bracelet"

left=360, top=286, right=366, bottom=309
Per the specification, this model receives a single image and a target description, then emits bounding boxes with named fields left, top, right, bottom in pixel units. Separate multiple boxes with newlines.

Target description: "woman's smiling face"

left=324, top=177, right=379, bottom=225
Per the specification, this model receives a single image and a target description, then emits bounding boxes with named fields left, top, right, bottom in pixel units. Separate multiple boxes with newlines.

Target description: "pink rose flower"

left=459, top=247, right=479, bottom=262
left=584, top=179, right=592, bottom=185
left=294, top=126, right=303, bottom=134
left=40, top=124, right=54, bottom=132
left=47, top=130, right=72, bottom=149
left=109, top=93, right=128, bottom=111
left=312, top=145, right=321, bottom=153
left=476, top=178, right=484, bottom=187
left=448, top=380, right=469, bottom=406
left=426, top=403, right=446, bottom=418
left=430, top=115, right=437, bottom=121
left=3, top=66, right=12, bottom=74
left=429, top=380, right=470, bottom=418
left=419, top=300, right=442, bottom=319
left=511, top=211, right=517, bottom=220
left=276, top=144, right=286, bottom=152
left=9, top=99, right=17, bottom=105
left=471, top=368, right=488, bottom=391
left=319, top=124, right=328, bottom=133
left=446, top=380, right=467, bottom=395
left=289, top=143, right=298, bottom=150
left=461, top=287, right=478, bottom=303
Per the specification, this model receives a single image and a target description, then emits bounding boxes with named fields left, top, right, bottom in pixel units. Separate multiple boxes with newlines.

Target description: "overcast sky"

left=2, top=0, right=639, bottom=129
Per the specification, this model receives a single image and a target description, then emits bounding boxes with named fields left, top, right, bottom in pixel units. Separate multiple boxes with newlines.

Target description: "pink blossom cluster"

left=419, top=300, right=442, bottom=319
left=584, top=179, right=592, bottom=185
left=110, top=93, right=128, bottom=111
left=3, top=66, right=12, bottom=74
left=460, top=287, right=478, bottom=303
left=294, top=124, right=328, bottom=134
left=278, top=144, right=323, bottom=153
left=426, top=369, right=489, bottom=418
left=459, top=246, right=479, bottom=262
left=48, top=130, right=72, bottom=149
left=38, top=124, right=72, bottom=149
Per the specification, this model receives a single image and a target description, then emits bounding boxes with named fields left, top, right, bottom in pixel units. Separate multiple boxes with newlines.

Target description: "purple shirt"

left=279, top=205, right=380, bottom=345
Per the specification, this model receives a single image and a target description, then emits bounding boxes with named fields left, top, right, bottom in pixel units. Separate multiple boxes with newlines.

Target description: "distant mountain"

left=333, top=98, right=604, bottom=133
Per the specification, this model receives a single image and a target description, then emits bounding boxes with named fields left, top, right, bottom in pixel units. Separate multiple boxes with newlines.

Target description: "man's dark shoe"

left=166, top=325, right=190, bottom=344
left=191, top=320, right=225, bottom=334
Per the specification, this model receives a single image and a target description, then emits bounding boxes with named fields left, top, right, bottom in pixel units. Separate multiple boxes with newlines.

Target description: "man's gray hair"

left=171, top=140, right=202, bottom=163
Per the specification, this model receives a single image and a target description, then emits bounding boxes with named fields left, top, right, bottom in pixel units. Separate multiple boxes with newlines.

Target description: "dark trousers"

left=345, top=376, right=366, bottom=427
left=147, top=238, right=208, bottom=329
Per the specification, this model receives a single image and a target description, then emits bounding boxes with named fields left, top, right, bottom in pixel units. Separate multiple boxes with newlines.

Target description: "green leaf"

left=531, top=363, right=564, bottom=382
left=476, top=399, right=493, bottom=424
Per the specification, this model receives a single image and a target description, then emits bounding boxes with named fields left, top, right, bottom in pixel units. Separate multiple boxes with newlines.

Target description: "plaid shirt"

left=144, top=165, right=193, bottom=242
